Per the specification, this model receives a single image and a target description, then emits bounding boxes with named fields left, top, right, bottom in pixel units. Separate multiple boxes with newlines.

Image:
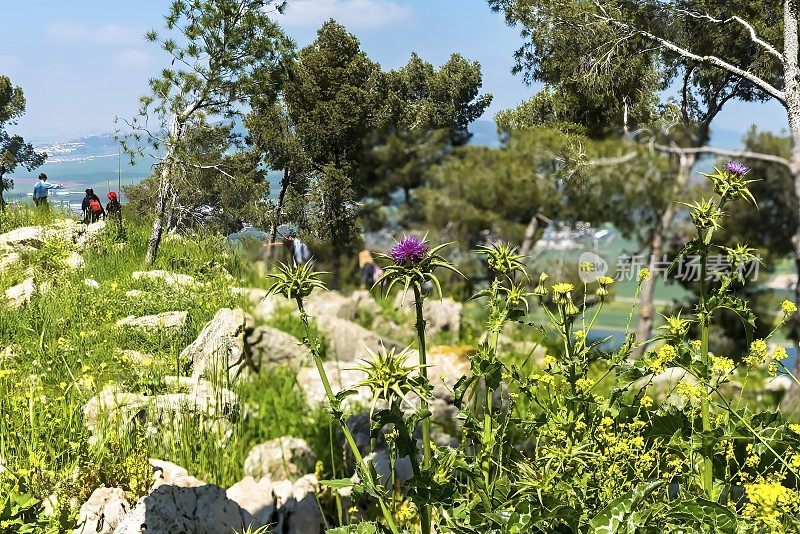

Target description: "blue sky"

left=0, top=0, right=789, bottom=144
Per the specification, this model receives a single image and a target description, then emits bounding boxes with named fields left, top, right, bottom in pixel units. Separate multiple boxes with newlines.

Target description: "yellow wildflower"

left=741, top=480, right=800, bottom=533
left=638, top=267, right=650, bottom=282
left=781, top=300, right=798, bottom=314
left=576, top=378, right=594, bottom=391
left=543, top=355, right=556, bottom=366
left=710, top=355, right=735, bottom=374
left=640, top=395, right=654, bottom=408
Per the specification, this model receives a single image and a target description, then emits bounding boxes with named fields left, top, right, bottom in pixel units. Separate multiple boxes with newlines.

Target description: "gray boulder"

left=245, top=324, right=308, bottom=370
left=73, top=487, right=129, bottom=534
left=227, top=474, right=325, bottom=534
left=314, top=314, right=404, bottom=362
left=394, top=293, right=462, bottom=335
left=296, top=362, right=372, bottom=411
left=243, top=436, right=317, bottom=481
left=113, top=484, right=249, bottom=534
left=0, top=226, right=46, bottom=248
left=64, top=251, right=86, bottom=270
left=5, top=277, right=36, bottom=308
left=182, top=308, right=247, bottom=381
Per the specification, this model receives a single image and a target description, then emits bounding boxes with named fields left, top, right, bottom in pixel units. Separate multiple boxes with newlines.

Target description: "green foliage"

left=246, top=20, right=492, bottom=250
left=0, top=76, right=47, bottom=209
left=275, top=163, right=800, bottom=533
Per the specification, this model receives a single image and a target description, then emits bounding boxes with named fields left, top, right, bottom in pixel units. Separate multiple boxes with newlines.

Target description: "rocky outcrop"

left=0, top=226, right=46, bottom=248
left=115, top=311, right=188, bottom=332
left=76, top=220, right=107, bottom=251
left=73, top=487, right=129, bottom=534
left=107, top=459, right=324, bottom=534
left=297, top=361, right=373, bottom=411
left=83, top=378, right=239, bottom=440
left=227, top=474, right=325, bottom=534
left=150, top=459, right=206, bottom=489
left=114, top=484, right=249, bottom=534
left=394, top=293, right=462, bottom=335
left=315, top=315, right=404, bottom=362
left=132, top=270, right=197, bottom=287
left=243, top=436, right=317, bottom=482
left=0, top=249, right=20, bottom=270
left=245, top=324, right=308, bottom=370
left=5, top=277, right=36, bottom=308
left=182, top=308, right=247, bottom=381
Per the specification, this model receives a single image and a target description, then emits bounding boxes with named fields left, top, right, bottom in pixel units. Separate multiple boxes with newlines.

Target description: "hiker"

left=81, top=188, right=105, bottom=224
left=106, top=191, right=122, bottom=221
left=264, top=233, right=312, bottom=266
left=32, top=173, right=64, bottom=208
left=358, top=250, right=382, bottom=288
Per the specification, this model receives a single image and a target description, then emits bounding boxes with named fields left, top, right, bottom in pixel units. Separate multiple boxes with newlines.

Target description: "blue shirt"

left=33, top=181, right=60, bottom=199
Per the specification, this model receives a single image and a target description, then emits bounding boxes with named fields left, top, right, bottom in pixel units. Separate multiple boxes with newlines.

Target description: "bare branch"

left=652, top=143, right=791, bottom=168
left=588, top=152, right=638, bottom=166
left=591, top=1, right=786, bottom=103
left=674, top=9, right=783, bottom=61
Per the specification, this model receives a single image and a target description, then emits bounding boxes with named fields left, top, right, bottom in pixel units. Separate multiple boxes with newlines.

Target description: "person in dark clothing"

left=106, top=191, right=122, bottom=221
left=81, top=188, right=105, bottom=223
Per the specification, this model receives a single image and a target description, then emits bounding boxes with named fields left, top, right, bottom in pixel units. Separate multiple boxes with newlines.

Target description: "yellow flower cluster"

left=745, top=339, right=769, bottom=369
left=529, top=373, right=555, bottom=386
left=742, top=479, right=800, bottom=534
left=781, top=300, right=798, bottom=314
left=590, top=417, right=655, bottom=501
left=543, top=355, right=556, bottom=366
left=675, top=380, right=705, bottom=403
left=710, top=355, right=735, bottom=375
left=575, top=378, right=594, bottom=392
left=646, top=344, right=677, bottom=374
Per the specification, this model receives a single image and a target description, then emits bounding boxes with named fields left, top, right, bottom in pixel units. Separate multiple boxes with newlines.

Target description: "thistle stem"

left=412, top=284, right=432, bottom=534
left=699, top=254, right=713, bottom=499
left=295, top=297, right=400, bottom=534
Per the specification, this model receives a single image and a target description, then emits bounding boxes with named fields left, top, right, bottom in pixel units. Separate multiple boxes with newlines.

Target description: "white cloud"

left=277, top=0, right=411, bottom=29
left=46, top=21, right=141, bottom=46
left=114, top=49, right=150, bottom=68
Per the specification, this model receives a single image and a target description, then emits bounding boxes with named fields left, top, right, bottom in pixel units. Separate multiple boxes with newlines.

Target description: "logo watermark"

left=578, top=253, right=761, bottom=282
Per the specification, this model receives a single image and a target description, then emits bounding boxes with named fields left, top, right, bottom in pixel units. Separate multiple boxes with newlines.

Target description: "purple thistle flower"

left=390, top=236, right=428, bottom=266
left=725, top=160, right=750, bottom=176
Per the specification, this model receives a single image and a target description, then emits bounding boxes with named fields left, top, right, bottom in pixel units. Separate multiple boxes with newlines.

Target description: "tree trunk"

left=266, top=168, right=290, bottom=261
left=781, top=0, right=800, bottom=411
left=145, top=171, right=171, bottom=266
left=633, top=153, right=696, bottom=357
left=519, top=212, right=539, bottom=257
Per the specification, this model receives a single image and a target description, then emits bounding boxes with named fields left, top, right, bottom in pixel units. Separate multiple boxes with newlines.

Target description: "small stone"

left=116, top=311, right=188, bottom=332
left=64, top=251, right=86, bottom=270
left=132, top=270, right=196, bottom=287
left=84, top=278, right=100, bottom=289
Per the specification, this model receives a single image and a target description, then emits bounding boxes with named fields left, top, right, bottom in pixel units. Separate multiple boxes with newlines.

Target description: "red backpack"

left=89, top=198, right=103, bottom=214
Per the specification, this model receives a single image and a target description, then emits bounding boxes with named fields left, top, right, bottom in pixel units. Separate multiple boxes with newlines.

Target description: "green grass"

left=0, top=209, right=333, bottom=532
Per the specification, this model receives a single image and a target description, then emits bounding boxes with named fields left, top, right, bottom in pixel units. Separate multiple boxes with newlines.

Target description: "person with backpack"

left=32, top=173, right=64, bottom=208
left=81, top=188, right=105, bottom=224
left=358, top=250, right=382, bottom=288
left=106, top=191, right=122, bottom=221
left=264, top=233, right=312, bottom=266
